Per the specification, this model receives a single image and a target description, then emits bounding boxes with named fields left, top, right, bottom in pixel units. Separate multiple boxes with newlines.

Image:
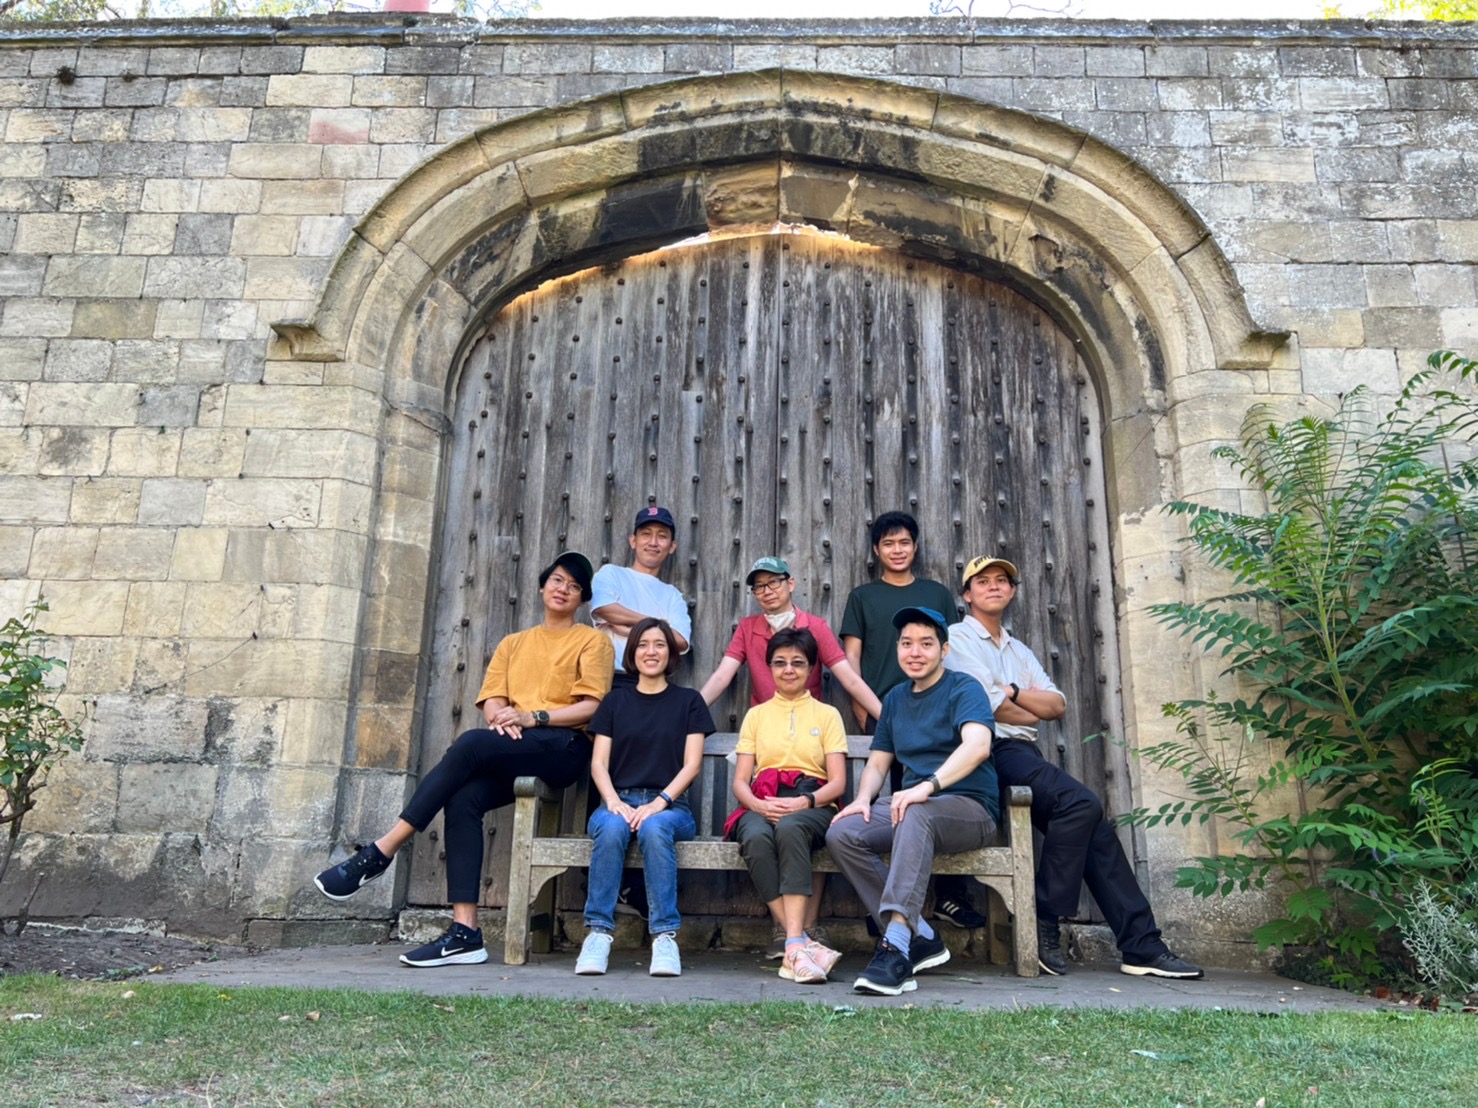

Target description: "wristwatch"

left=533, top=710, right=550, bottom=726
left=1008, top=682, right=1021, bottom=703
left=927, top=773, right=942, bottom=795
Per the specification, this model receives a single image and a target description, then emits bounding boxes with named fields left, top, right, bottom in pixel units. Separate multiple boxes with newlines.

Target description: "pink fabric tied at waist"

left=722, top=768, right=808, bottom=839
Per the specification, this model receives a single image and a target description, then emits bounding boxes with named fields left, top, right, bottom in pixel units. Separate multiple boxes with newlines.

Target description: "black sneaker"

left=1037, top=918, right=1070, bottom=976
left=909, top=931, right=951, bottom=974
left=1121, top=951, right=1204, bottom=979
left=314, top=843, right=391, bottom=901
left=399, top=922, right=489, bottom=968
left=932, top=893, right=987, bottom=930
left=853, top=940, right=917, bottom=996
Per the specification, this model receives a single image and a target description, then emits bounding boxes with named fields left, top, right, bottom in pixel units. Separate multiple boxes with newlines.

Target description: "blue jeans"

left=585, top=788, right=695, bottom=935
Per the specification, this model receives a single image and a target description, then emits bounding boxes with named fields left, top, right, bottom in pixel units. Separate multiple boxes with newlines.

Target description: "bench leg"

left=1007, top=796, right=1040, bottom=978
left=982, top=883, right=1011, bottom=966
left=506, top=792, right=541, bottom=965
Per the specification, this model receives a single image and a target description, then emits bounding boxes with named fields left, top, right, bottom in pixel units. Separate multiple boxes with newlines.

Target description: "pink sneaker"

left=780, top=943, right=828, bottom=984
left=803, top=939, right=842, bottom=976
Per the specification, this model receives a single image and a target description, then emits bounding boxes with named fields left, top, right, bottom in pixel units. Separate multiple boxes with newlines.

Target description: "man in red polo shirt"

left=699, top=556, right=882, bottom=717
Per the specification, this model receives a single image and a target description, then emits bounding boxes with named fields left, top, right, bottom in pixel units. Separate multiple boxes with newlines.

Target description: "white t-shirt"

left=943, top=614, right=1064, bottom=742
left=591, top=563, right=693, bottom=672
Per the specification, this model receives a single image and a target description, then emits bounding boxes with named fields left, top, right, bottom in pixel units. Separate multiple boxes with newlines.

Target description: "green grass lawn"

left=3, top=974, right=1474, bottom=1106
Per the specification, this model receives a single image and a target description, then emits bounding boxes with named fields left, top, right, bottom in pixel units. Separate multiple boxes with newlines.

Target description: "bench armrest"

left=514, top=775, right=560, bottom=800
left=1006, top=785, right=1032, bottom=807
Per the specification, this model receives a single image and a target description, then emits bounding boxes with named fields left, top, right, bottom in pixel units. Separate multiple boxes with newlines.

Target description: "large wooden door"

left=407, top=231, right=1121, bottom=921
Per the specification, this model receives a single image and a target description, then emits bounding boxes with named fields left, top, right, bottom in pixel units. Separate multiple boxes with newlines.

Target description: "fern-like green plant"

left=1125, top=351, right=1478, bottom=981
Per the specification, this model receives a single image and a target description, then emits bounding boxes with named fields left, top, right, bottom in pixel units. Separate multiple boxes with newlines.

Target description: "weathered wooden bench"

left=506, top=733, right=1040, bottom=977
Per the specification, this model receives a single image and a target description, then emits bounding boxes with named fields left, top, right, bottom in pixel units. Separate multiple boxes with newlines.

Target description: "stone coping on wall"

left=2, top=15, right=1477, bottom=50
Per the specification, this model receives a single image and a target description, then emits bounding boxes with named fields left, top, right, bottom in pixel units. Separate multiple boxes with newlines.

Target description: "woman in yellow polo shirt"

left=729, top=628, right=848, bottom=984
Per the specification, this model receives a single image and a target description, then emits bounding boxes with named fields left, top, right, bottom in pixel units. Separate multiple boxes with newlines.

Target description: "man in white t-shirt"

left=944, top=555, right=1204, bottom=980
left=592, top=506, right=692, bottom=688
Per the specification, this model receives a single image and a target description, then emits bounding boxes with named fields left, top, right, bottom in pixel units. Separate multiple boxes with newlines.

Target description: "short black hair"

left=622, top=617, right=681, bottom=676
left=870, top=511, right=919, bottom=549
left=766, top=627, right=818, bottom=668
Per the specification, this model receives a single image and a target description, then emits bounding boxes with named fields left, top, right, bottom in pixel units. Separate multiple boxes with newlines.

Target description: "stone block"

left=108, top=427, right=182, bottom=477
left=93, top=527, right=176, bottom=580
left=1440, top=308, right=1478, bottom=348
left=227, top=142, right=324, bottom=179
left=69, top=478, right=139, bottom=525
left=0, top=254, right=47, bottom=297
left=118, top=763, right=219, bottom=833
left=243, top=256, right=329, bottom=301
left=228, top=214, right=296, bottom=257
left=283, top=696, right=351, bottom=767
left=1301, top=346, right=1399, bottom=394
left=28, top=525, right=98, bottom=579
left=220, top=75, right=269, bottom=107
left=303, top=45, right=384, bottom=76
left=25, top=383, right=140, bottom=428
left=259, top=179, right=345, bottom=215
left=72, top=300, right=158, bottom=341
left=385, top=46, right=462, bottom=76
left=183, top=637, right=353, bottom=700
left=334, top=766, right=414, bottom=846
left=223, top=527, right=366, bottom=588
left=202, top=477, right=321, bottom=528
left=1413, top=263, right=1476, bottom=306
left=154, top=299, right=204, bottom=340
left=1299, top=77, right=1389, bottom=112
left=0, top=299, right=75, bottom=339
left=176, top=429, right=245, bottom=478
left=1287, top=264, right=1368, bottom=309
left=240, top=45, right=305, bottom=76
left=246, top=918, right=395, bottom=947
left=240, top=428, right=377, bottom=480
left=35, top=581, right=130, bottom=636
left=133, top=385, right=196, bottom=427
left=109, top=340, right=179, bottom=386
left=351, top=75, right=427, bottom=108
left=138, top=477, right=206, bottom=526
left=960, top=44, right=1032, bottom=77
left=122, top=579, right=187, bottom=637
left=1220, top=148, right=1315, bottom=183
left=197, top=178, right=262, bottom=216
left=308, top=106, right=371, bottom=145
left=1278, top=46, right=1356, bottom=77
left=180, top=581, right=262, bottom=639
left=0, top=475, right=71, bottom=524
left=13, top=212, right=78, bottom=254
left=38, top=426, right=109, bottom=476
left=122, top=212, right=180, bottom=255
left=43, top=339, right=112, bottom=383
left=205, top=695, right=286, bottom=765
left=266, top=73, right=354, bottom=109
left=88, top=693, right=210, bottom=761
left=0, top=525, right=32, bottom=577
left=169, top=526, right=228, bottom=581
left=25, top=758, right=118, bottom=835
left=0, top=339, right=46, bottom=382
left=1361, top=306, right=1442, bottom=348
left=143, top=256, right=245, bottom=299
left=221, top=384, right=382, bottom=433
left=140, top=178, right=201, bottom=213
left=173, top=211, right=234, bottom=255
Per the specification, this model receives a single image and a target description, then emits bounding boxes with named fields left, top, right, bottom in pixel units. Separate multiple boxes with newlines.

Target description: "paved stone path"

left=157, top=944, right=1389, bottom=1014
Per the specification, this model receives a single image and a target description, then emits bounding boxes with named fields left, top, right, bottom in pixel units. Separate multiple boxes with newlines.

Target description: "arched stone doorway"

left=269, top=69, right=1288, bottom=924
left=405, top=228, right=1116, bottom=919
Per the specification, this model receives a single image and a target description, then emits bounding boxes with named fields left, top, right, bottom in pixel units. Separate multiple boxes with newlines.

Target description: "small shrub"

left=1400, top=876, right=1478, bottom=1000
left=1124, top=351, right=1478, bottom=984
left=1, top=598, right=86, bottom=918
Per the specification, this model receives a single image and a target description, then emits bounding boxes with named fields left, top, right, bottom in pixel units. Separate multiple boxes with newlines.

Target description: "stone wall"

left=1, top=16, right=1475, bottom=961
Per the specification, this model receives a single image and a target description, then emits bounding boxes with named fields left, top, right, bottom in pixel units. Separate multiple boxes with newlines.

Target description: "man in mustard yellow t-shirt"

left=313, top=551, right=613, bottom=968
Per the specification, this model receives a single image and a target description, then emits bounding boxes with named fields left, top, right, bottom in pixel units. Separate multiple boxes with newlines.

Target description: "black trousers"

left=400, top=726, right=591, bottom=905
left=993, top=737, right=1166, bottom=962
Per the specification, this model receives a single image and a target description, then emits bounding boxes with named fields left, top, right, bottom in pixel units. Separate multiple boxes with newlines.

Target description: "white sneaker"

left=649, top=932, right=682, bottom=977
left=575, top=931, right=613, bottom=975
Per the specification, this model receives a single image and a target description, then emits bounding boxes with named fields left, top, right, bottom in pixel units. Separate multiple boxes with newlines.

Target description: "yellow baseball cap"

left=961, top=555, right=1019, bottom=589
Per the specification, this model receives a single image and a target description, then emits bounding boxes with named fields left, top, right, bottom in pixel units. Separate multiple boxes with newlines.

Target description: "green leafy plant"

left=1399, top=875, right=1478, bottom=1001
left=1125, top=351, right=1478, bottom=983
left=1, top=599, right=86, bottom=930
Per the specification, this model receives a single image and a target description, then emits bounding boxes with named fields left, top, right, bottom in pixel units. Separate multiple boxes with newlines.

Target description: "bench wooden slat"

left=505, top=733, right=1039, bottom=977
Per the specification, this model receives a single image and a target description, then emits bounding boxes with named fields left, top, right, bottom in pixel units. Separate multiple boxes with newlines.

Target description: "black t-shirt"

left=587, top=683, right=716, bottom=791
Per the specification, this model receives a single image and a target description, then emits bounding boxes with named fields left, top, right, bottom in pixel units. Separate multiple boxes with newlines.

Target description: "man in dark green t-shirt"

left=839, top=510, right=983, bottom=930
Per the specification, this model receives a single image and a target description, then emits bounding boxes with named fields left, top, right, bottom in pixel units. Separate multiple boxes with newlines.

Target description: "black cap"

left=892, top=605, right=949, bottom=643
left=632, top=505, right=677, bottom=535
left=539, top=551, right=595, bottom=600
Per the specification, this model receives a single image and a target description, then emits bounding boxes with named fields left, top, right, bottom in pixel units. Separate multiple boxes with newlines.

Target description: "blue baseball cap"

left=892, top=605, right=949, bottom=643
left=632, top=505, right=677, bottom=535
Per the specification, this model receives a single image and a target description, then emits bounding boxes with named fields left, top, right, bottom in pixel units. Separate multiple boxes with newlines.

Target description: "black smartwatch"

left=1008, top=683, right=1021, bottom=703
left=533, top=710, right=550, bottom=726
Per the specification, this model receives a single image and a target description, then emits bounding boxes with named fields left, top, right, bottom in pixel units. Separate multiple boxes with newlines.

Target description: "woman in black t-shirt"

left=575, top=617, right=715, bottom=978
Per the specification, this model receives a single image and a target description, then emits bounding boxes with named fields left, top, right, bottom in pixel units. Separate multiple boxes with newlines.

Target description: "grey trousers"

left=733, top=807, right=835, bottom=902
left=825, top=795, right=996, bottom=927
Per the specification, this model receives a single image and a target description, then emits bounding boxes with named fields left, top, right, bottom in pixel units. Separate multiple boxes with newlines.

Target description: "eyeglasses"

left=769, top=658, right=809, bottom=670
left=750, top=577, right=790, bottom=595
